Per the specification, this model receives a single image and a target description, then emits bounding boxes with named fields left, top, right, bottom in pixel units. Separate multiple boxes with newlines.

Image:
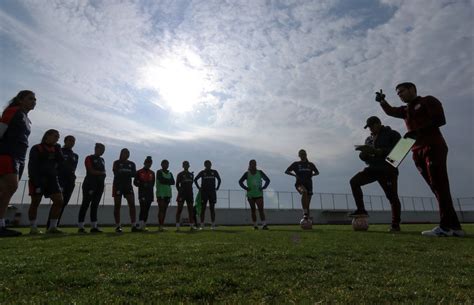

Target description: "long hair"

left=5, top=90, right=34, bottom=109
left=41, top=129, right=59, bottom=144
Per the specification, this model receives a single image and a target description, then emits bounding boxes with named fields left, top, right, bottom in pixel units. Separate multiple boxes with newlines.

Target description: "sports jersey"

left=380, top=96, right=447, bottom=150
left=83, top=155, right=106, bottom=187
left=176, top=171, right=194, bottom=197
left=239, top=170, right=270, bottom=198
left=156, top=169, right=174, bottom=198
left=0, top=106, right=31, bottom=160
left=28, top=144, right=64, bottom=186
left=286, top=161, right=318, bottom=185
left=112, top=160, right=136, bottom=188
left=134, top=168, right=155, bottom=201
left=58, top=147, right=78, bottom=181
left=194, top=169, right=221, bottom=192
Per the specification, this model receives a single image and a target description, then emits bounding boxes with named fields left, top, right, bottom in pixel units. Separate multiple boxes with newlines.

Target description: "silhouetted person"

left=239, top=160, right=270, bottom=230
left=47, top=135, right=78, bottom=228
left=0, top=90, right=36, bottom=237
left=78, top=143, right=106, bottom=233
left=376, top=83, right=464, bottom=237
left=194, top=160, right=221, bottom=230
left=285, top=149, right=319, bottom=222
left=349, top=116, right=402, bottom=232
left=134, top=156, right=155, bottom=231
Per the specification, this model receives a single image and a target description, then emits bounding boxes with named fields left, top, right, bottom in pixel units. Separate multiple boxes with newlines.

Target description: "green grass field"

left=1, top=224, right=473, bottom=304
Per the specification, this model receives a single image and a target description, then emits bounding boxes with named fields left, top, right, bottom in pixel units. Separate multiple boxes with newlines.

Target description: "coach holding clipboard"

left=375, top=83, right=465, bottom=237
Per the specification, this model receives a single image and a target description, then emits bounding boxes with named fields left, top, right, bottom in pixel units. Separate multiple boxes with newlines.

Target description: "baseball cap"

left=364, top=116, right=381, bottom=129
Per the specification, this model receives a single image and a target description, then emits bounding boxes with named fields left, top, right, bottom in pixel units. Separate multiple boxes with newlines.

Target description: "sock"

left=303, top=209, right=309, bottom=215
left=30, top=220, right=37, bottom=228
left=262, top=221, right=266, bottom=226
left=91, top=221, right=97, bottom=229
left=253, top=221, right=257, bottom=227
left=78, top=222, right=85, bottom=229
left=131, top=222, right=136, bottom=228
left=176, top=223, right=180, bottom=228
left=49, top=219, right=58, bottom=229
left=116, top=223, right=121, bottom=228
left=0, top=218, right=5, bottom=228
left=139, top=220, right=145, bottom=228
left=212, top=222, right=215, bottom=227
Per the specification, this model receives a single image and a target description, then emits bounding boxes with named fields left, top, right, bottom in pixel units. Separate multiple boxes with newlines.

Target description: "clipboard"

left=385, top=137, right=416, bottom=168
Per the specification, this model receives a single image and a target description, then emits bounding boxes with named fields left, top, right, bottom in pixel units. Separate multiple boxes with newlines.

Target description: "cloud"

left=1, top=0, right=472, bottom=196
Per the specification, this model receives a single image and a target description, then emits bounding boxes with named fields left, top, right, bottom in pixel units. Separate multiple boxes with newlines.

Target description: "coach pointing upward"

left=376, top=83, right=464, bottom=237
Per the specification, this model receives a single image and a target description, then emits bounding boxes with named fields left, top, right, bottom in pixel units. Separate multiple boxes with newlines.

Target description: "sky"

left=1, top=0, right=473, bottom=198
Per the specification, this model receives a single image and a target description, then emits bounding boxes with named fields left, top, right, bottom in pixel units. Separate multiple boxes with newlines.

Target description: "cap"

left=364, top=116, right=381, bottom=129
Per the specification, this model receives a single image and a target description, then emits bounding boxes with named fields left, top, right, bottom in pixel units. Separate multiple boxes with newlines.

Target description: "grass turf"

left=0, top=224, right=473, bottom=304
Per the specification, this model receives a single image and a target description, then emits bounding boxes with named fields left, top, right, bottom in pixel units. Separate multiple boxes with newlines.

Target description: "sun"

left=139, top=49, right=212, bottom=113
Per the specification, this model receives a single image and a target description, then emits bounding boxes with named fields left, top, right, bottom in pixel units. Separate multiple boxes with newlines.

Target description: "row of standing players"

left=0, top=83, right=467, bottom=236
left=2, top=122, right=319, bottom=235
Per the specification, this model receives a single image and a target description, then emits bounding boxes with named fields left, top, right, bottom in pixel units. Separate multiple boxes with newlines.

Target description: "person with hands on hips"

left=194, top=160, right=221, bottom=230
left=285, top=149, right=319, bottom=223
left=239, top=159, right=270, bottom=230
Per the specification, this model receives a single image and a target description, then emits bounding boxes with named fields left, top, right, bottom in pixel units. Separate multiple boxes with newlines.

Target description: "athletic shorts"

left=201, top=191, right=217, bottom=205
left=29, top=177, right=62, bottom=198
left=247, top=197, right=264, bottom=205
left=157, top=197, right=171, bottom=204
left=177, top=193, right=194, bottom=204
left=0, top=155, right=25, bottom=178
left=295, top=182, right=313, bottom=196
left=112, top=184, right=134, bottom=197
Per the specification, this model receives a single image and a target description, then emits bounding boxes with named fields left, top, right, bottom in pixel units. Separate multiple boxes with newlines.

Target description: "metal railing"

left=10, top=180, right=474, bottom=213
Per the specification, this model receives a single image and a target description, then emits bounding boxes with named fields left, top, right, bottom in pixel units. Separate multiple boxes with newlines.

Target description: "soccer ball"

left=300, top=217, right=312, bottom=230
left=352, top=216, right=369, bottom=231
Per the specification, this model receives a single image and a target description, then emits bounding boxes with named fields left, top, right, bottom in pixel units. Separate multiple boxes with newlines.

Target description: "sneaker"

left=253, top=226, right=259, bottom=230
left=29, top=227, right=43, bottom=235
left=47, top=227, right=63, bottom=234
left=452, top=229, right=466, bottom=237
left=421, top=226, right=453, bottom=237
left=90, top=227, right=103, bottom=233
left=389, top=225, right=401, bottom=232
left=348, top=210, right=369, bottom=217
left=78, top=228, right=87, bottom=234
left=261, top=224, right=269, bottom=230
left=115, top=226, right=123, bottom=233
left=0, top=227, right=22, bottom=237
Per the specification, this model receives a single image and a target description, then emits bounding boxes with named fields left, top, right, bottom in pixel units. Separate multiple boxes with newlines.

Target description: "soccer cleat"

left=78, top=228, right=87, bottom=234
left=0, top=227, right=22, bottom=237
left=47, top=227, right=63, bottom=234
left=261, top=224, right=269, bottom=230
left=421, top=226, right=453, bottom=237
left=253, top=226, right=259, bottom=230
left=452, top=229, right=466, bottom=237
left=115, top=226, right=123, bottom=233
left=90, top=227, right=103, bottom=233
left=348, top=210, right=369, bottom=217
left=29, top=227, right=43, bottom=235
left=389, top=225, right=401, bottom=232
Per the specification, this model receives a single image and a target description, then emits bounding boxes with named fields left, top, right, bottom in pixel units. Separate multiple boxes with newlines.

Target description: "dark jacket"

left=362, top=126, right=401, bottom=170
